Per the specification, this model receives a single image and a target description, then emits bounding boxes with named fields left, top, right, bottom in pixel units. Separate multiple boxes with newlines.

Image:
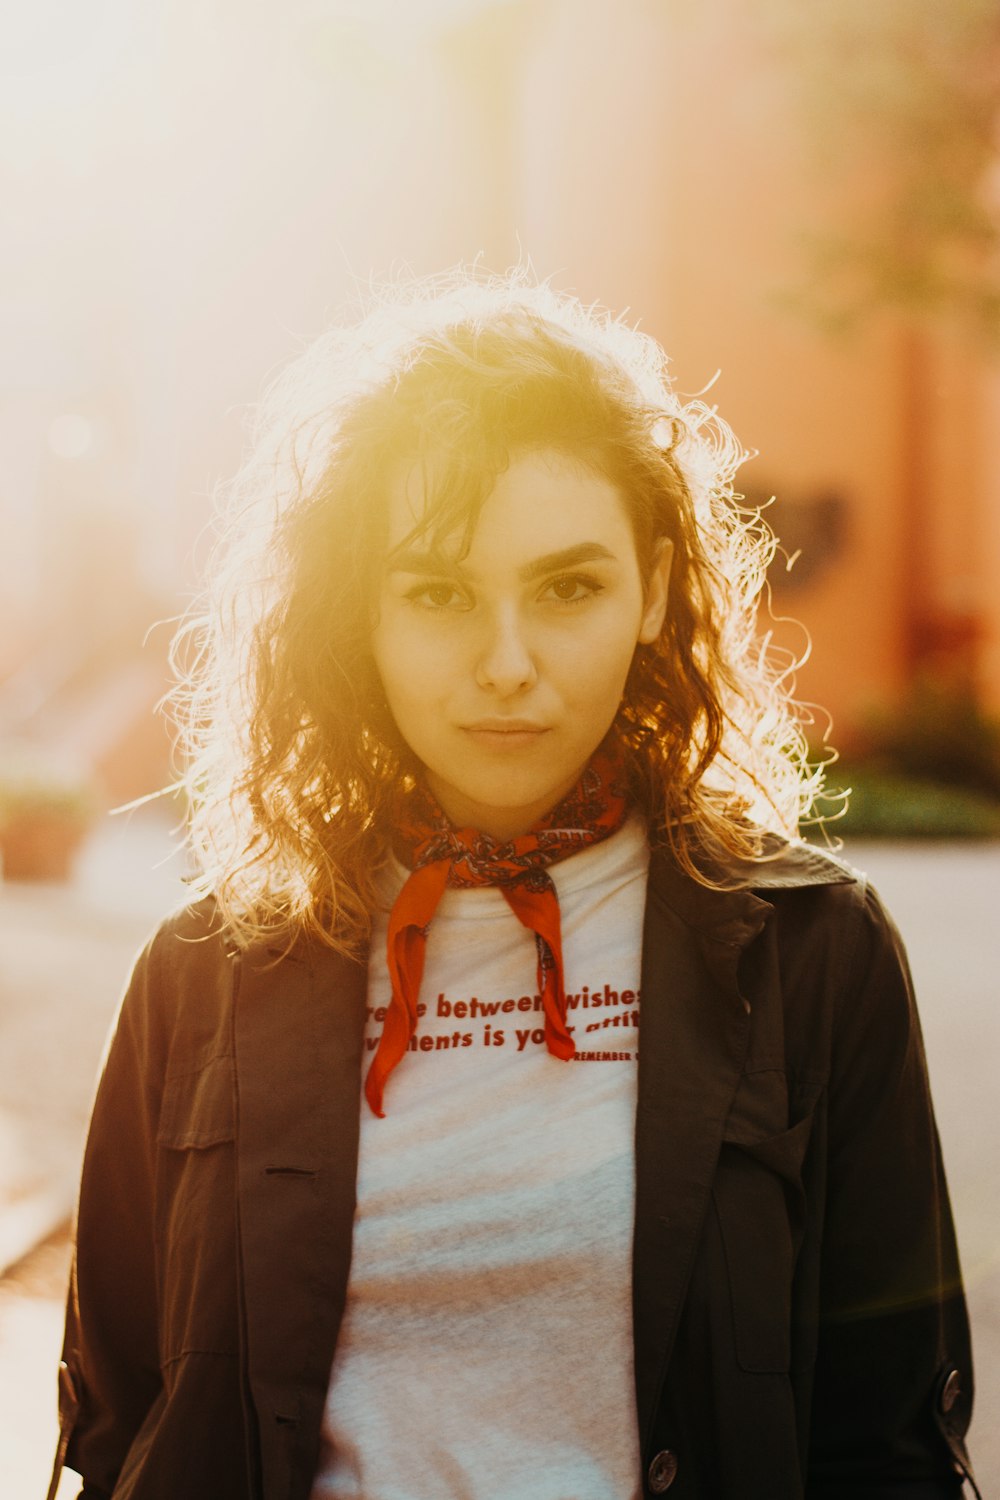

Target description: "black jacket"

left=52, top=841, right=978, bottom=1499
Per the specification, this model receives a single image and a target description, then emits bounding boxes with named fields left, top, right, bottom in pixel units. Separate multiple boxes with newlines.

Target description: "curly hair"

left=170, top=270, right=823, bottom=956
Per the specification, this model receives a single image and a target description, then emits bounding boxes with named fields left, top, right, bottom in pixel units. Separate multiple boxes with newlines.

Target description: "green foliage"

left=808, top=685, right=1000, bottom=837
left=862, top=683, right=1000, bottom=798
left=814, top=765, right=1000, bottom=839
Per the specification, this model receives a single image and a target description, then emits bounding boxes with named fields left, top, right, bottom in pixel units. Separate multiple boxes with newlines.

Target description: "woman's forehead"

left=382, top=447, right=635, bottom=566
left=386, top=444, right=617, bottom=526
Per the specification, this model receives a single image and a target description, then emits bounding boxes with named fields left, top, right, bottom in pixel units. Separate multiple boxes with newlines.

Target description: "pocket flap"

left=157, top=1053, right=236, bottom=1149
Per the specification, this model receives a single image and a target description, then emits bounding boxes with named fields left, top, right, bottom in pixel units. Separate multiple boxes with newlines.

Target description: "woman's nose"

left=474, top=605, right=538, bottom=695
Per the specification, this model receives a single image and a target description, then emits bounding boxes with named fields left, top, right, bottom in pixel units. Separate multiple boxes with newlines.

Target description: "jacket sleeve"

left=49, top=931, right=168, bottom=1500
left=806, top=882, right=978, bottom=1498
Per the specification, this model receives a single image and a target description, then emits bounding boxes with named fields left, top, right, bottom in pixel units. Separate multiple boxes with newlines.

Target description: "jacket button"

left=940, top=1367, right=962, bottom=1414
left=648, top=1449, right=679, bottom=1492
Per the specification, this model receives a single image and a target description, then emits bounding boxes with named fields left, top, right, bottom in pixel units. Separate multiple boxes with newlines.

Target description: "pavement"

left=0, top=827, right=997, bottom=1496
left=0, top=808, right=191, bottom=1275
left=0, top=806, right=189, bottom=1499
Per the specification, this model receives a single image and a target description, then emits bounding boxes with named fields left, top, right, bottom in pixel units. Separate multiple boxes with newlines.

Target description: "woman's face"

left=371, top=448, right=671, bottom=838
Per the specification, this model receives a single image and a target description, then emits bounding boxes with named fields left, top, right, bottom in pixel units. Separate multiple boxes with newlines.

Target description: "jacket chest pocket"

left=713, top=1069, right=815, bottom=1374
left=155, top=1052, right=240, bottom=1366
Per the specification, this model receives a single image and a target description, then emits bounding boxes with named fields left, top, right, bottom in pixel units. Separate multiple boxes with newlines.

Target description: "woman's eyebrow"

left=385, top=540, right=618, bottom=580
left=519, top=542, right=618, bottom=581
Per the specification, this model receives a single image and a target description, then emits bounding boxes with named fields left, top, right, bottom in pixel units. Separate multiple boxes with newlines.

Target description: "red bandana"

left=365, top=750, right=628, bottom=1116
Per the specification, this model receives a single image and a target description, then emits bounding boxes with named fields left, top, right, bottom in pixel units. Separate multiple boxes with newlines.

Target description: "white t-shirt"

left=311, top=816, right=649, bottom=1500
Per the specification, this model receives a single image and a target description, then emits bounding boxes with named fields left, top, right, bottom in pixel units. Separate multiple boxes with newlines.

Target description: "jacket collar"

left=646, top=834, right=856, bottom=924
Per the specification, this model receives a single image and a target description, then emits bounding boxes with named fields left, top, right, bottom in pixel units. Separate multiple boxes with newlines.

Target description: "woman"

left=51, top=275, right=977, bottom=1499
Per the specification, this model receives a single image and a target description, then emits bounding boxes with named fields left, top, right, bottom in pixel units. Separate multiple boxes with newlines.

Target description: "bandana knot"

left=364, top=750, right=628, bottom=1116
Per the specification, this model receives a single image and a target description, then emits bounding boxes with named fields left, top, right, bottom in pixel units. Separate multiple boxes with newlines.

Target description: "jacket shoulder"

left=144, top=892, right=234, bottom=952
left=114, top=896, right=241, bottom=1076
left=748, top=841, right=904, bottom=979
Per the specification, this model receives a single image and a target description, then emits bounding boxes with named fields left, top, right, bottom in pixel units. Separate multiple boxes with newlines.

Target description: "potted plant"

left=0, top=759, right=98, bottom=881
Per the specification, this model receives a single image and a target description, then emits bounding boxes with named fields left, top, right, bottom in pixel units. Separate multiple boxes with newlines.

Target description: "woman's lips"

left=462, top=722, right=550, bottom=749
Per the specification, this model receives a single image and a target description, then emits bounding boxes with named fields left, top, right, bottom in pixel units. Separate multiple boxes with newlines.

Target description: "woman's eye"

left=541, top=574, right=601, bottom=604
left=407, top=580, right=468, bottom=610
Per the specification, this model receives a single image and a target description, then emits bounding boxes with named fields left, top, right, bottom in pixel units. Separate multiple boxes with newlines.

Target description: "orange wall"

left=976, top=365, right=1000, bottom=714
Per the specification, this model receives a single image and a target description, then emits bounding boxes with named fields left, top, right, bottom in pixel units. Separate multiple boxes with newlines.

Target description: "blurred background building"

left=2, top=0, right=999, bottom=821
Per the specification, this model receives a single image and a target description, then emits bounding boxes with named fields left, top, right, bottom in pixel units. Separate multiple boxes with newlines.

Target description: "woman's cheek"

left=554, top=617, right=638, bottom=690
left=379, top=612, right=460, bottom=706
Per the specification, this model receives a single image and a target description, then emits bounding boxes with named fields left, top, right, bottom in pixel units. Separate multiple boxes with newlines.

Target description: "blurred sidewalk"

left=0, top=807, right=190, bottom=1274
left=0, top=807, right=188, bottom=1498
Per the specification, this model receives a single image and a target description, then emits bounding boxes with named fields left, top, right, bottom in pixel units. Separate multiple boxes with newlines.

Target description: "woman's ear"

left=638, top=538, right=673, bottom=643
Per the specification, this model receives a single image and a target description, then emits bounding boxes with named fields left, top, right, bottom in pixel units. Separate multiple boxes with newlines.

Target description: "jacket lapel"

left=234, top=936, right=368, bottom=1500
left=633, top=848, right=772, bottom=1442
